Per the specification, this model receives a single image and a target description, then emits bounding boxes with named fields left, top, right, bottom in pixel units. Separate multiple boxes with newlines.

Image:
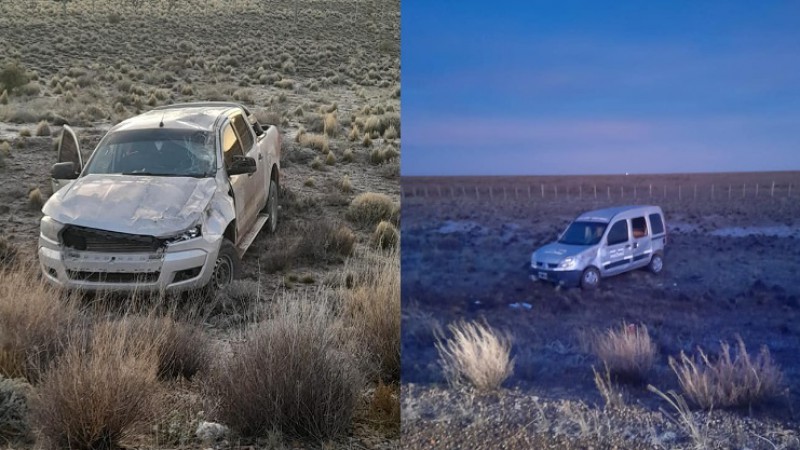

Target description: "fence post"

left=541, top=184, right=545, bottom=198
left=490, top=186, right=493, bottom=200
left=693, top=184, right=697, bottom=200
left=579, top=185, right=582, bottom=199
left=790, top=184, right=793, bottom=198
left=634, top=186, right=637, bottom=199
left=554, top=185, right=557, bottom=200
left=620, top=186, right=623, bottom=198
left=664, top=185, right=667, bottom=198
left=515, top=186, right=518, bottom=199
left=607, top=186, right=611, bottom=199
left=743, top=183, right=745, bottom=198
left=594, top=184, right=597, bottom=199
left=476, top=185, right=479, bottom=200
left=649, top=184, right=652, bottom=197
left=711, top=184, right=714, bottom=200
left=528, top=185, right=531, bottom=199
left=728, top=184, right=731, bottom=200
left=503, top=186, right=507, bottom=201
left=679, top=185, right=682, bottom=200
left=756, top=184, right=759, bottom=197
left=771, top=181, right=775, bottom=197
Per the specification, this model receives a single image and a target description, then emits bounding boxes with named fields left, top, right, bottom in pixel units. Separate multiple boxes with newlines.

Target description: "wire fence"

left=401, top=181, right=796, bottom=203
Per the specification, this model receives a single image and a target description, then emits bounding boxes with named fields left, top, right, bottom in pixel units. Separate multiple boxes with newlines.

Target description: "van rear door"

left=601, top=219, right=633, bottom=275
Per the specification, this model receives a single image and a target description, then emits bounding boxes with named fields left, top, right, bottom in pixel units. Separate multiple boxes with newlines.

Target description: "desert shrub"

left=299, top=133, right=329, bottom=153
left=436, top=320, right=514, bottom=391
left=338, top=174, right=352, bottom=193
left=254, top=109, right=281, bottom=126
left=371, top=220, right=399, bottom=249
left=208, top=292, right=363, bottom=439
left=0, top=237, right=19, bottom=267
left=347, top=192, right=398, bottom=227
left=17, top=82, right=40, bottom=97
left=362, top=134, right=372, bottom=147
left=28, top=188, right=44, bottom=208
left=325, top=151, right=336, bottom=165
left=0, top=62, right=29, bottom=93
left=348, top=125, right=359, bottom=141
left=327, top=225, right=356, bottom=257
left=363, top=113, right=400, bottom=137
left=669, top=338, right=783, bottom=409
left=384, top=125, right=398, bottom=139
left=108, top=12, right=122, bottom=24
left=35, top=120, right=51, bottom=137
left=368, top=381, right=400, bottom=435
left=0, top=269, right=79, bottom=381
left=29, top=321, right=162, bottom=450
left=342, top=148, right=354, bottom=162
left=0, top=375, right=31, bottom=441
left=341, top=250, right=400, bottom=381
left=273, top=78, right=294, bottom=89
left=310, top=156, right=323, bottom=170
left=0, top=90, right=8, bottom=104
left=18, top=128, right=30, bottom=138
left=124, top=316, right=211, bottom=380
left=323, top=113, right=337, bottom=137
left=592, top=323, right=656, bottom=382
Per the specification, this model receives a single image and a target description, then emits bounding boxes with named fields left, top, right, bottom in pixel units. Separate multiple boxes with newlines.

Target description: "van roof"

left=576, top=205, right=662, bottom=223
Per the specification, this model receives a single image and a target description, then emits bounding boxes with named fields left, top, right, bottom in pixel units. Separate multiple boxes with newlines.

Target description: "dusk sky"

left=401, top=1, right=800, bottom=176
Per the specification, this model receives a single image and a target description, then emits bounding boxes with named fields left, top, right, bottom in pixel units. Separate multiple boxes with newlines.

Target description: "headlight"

left=166, top=225, right=202, bottom=244
left=558, top=257, right=578, bottom=270
left=40, top=216, right=64, bottom=242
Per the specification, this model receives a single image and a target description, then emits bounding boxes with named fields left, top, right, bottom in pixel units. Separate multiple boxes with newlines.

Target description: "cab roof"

left=576, top=205, right=662, bottom=223
left=110, top=102, right=246, bottom=133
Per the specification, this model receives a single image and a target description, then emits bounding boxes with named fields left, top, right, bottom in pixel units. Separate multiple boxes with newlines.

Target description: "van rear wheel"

left=649, top=253, right=663, bottom=274
left=580, top=267, right=600, bottom=290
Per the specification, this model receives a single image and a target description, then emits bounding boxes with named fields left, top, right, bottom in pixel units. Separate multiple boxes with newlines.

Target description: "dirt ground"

left=0, top=1, right=399, bottom=448
left=401, top=172, right=800, bottom=449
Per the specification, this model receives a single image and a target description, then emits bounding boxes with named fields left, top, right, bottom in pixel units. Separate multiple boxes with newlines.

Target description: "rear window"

left=649, top=213, right=665, bottom=235
left=607, top=220, right=629, bottom=245
left=632, top=217, right=648, bottom=238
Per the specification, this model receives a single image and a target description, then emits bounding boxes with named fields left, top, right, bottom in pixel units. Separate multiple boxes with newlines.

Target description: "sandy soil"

left=401, top=172, right=800, bottom=449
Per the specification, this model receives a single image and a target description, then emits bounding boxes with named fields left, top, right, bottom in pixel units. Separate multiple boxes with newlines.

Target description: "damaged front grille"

left=61, top=226, right=165, bottom=253
left=67, top=270, right=160, bottom=283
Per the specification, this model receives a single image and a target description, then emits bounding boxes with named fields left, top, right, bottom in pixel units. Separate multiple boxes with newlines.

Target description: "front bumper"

left=38, top=234, right=221, bottom=293
left=530, top=267, right=583, bottom=287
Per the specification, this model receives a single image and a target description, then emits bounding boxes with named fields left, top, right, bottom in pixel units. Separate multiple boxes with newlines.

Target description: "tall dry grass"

left=341, top=248, right=400, bottom=381
left=436, top=320, right=514, bottom=391
left=591, top=322, right=656, bottom=383
left=669, top=338, right=783, bottom=409
left=207, top=291, right=364, bottom=440
left=29, top=320, right=164, bottom=450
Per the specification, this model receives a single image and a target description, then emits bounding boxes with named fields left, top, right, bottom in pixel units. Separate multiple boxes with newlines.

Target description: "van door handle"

left=625, top=244, right=631, bottom=249
left=258, top=154, right=263, bottom=160
left=632, top=242, right=638, bottom=249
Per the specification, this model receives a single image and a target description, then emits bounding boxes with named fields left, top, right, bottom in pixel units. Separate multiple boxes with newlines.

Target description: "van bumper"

left=530, top=268, right=583, bottom=287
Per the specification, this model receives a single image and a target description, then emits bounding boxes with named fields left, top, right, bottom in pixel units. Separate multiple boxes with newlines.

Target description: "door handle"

left=258, top=154, right=263, bottom=160
left=625, top=244, right=631, bottom=249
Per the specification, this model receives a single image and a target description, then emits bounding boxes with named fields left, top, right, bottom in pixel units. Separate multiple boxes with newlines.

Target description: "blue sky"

left=401, top=1, right=800, bottom=175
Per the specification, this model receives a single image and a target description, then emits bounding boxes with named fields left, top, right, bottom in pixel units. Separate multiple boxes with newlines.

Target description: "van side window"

left=607, top=220, right=629, bottom=245
left=649, top=213, right=665, bottom=235
left=631, top=217, right=648, bottom=238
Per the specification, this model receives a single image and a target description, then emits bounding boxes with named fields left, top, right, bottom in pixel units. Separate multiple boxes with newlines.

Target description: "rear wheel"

left=266, top=179, right=278, bottom=234
left=648, top=253, right=663, bottom=274
left=580, top=267, right=600, bottom=290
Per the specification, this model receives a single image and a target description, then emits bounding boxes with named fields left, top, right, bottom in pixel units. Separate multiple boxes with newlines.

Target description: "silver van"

left=530, top=205, right=667, bottom=289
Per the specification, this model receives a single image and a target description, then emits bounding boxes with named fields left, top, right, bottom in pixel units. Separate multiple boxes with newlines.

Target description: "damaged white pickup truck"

left=38, top=102, right=281, bottom=293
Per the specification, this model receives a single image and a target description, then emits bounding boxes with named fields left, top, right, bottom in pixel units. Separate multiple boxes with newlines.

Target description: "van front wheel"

left=649, top=253, right=663, bottom=274
left=580, top=267, right=600, bottom=290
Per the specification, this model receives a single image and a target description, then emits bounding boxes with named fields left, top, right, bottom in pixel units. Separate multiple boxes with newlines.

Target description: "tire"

left=580, top=267, right=601, bottom=290
left=648, top=253, right=664, bottom=274
left=208, top=239, right=241, bottom=291
left=266, top=179, right=278, bottom=234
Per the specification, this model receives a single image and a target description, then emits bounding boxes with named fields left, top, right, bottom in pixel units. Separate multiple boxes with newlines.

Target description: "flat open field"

left=401, top=172, right=800, bottom=449
left=0, top=1, right=399, bottom=448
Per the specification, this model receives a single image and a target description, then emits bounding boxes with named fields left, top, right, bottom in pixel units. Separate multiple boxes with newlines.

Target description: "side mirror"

left=227, top=155, right=257, bottom=176
left=52, top=161, right=79, bottom=180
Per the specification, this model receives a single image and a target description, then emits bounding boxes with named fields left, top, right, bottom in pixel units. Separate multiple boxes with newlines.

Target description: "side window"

left=607, top=220, right=629, bottom=245
left=231, top=113, right=254, bottom=151
left=222, top=123, right=243, bottom=168
left=649, top=213, right=665, bottom=235
left=631, top=217, right=648, bottom=238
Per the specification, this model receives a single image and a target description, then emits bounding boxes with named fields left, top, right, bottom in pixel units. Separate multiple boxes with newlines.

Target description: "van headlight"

left=558, top=257, right=578, bottom=270
left=40, top=216, right=64, bottom=242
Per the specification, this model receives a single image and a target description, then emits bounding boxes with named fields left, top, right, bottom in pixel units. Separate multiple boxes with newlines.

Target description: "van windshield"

left=559, top=221, right=607, bottom=246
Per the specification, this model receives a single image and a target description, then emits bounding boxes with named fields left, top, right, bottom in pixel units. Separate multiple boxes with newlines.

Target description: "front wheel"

left=209, top=239, right=241, bottom=291
left=648, top=253, right=663, bottom=274
left=266, top=179, right=278, bottom=234
left=580, top=267, right=600, bottom=290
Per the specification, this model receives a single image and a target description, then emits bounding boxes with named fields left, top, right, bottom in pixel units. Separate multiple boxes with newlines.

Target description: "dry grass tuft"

left=341, top=250, right=400, bottom=381
left=368, top=381, right=400, bottom=435
left=371, top=220, right=399, bottom=249
left=28, top=188, right=44, bottom=209
left=323, top=113, right=338, bottom=137
left=124, top=316, right=211, bottom=381
left=0, top=375, right=32, bottom=441
left=591, top=323, right=656, bottom=383
left=593, top=365, right=625, bottom=410
left=327, top=225, right=356, bottom=257
left=338, top=174, right=353, bottom=193
left=34, top=121, right=51, bottom=137
left=0, top=237, right=19, bottom=267
left=299, top=133, right=329, bottom=153
left=29, top=320, right=163, bottom=450
left=436, top=320, right=514, bottom=391
left=347, top=192, right=397, bottom=227
left=0, top=267, right=79, bottom=381
left=669, top=338, right=783, bottom=409
left=208, top=292, right=363, bottom=440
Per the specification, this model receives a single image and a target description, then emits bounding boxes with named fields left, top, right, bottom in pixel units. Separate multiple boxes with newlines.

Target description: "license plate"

left=538, top=271, right=548, bottom=280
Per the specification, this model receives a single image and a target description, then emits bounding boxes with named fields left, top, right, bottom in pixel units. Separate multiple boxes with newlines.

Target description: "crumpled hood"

left=533, top=242, right=592, bottom=264
left=43, top=174, right=217, bottom=237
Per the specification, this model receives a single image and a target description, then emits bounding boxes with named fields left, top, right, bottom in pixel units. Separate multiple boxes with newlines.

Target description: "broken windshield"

left=83, top=129, right=216, bottom=177
left=558, top=221, right=607, bottom=246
